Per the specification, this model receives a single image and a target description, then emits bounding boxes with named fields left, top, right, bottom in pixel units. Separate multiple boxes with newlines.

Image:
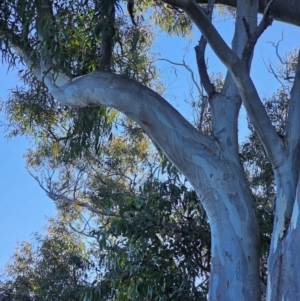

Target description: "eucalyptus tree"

left=0, top=218, right=93, bottom=301
left=1, top=0, right=300, bottom=300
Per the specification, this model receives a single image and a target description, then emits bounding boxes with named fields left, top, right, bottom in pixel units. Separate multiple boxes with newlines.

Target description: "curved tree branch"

left=163, top=0, right=300, bottom=26
left=4, top=0, right=221, bottom=196
left=42, top=70, right=220, bottom=183
left=195, top=37, right=216, bottom=99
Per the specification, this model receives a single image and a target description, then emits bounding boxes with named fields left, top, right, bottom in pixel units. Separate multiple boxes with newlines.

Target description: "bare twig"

left=157, top=58, right=202, bottom=94
left=268, top=31, right=285, bottom=65
left=27, top=167, right=120, bottom=217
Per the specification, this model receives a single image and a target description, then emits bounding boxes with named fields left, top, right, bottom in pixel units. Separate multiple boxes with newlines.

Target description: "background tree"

left=1, top=0, right=300, bottom=300
left=0, top=218, right=92, bottom=301
left=0, top=121, right=212, bottom=300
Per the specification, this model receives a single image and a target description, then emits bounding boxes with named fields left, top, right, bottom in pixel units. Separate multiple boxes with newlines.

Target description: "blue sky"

left=0, top=67, right=56, bottom=269
left=0, top=13, right=299, bottom=269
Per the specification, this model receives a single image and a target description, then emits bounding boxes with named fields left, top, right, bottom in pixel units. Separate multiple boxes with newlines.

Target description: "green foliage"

left=2, top=71, right=115, bottom=161
left=89, top=178, right=210, bottom=301
left=0, top=219, right=92, bottom=301
left=0, top=0, right=167, bottom=161
left=0, top=178, right=210, bottom=301
left=0, top=0, right=189, bottom=80
left=149, top=3, right=192, bottom=36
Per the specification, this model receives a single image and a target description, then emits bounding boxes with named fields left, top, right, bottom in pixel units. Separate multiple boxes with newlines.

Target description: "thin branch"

left=262, top=58, right=285, bottom=86
left=195, top=36, right=216, bottom=98
left=49, top=189, right=120, bottom=217
left=68, top=223, right=95, bottom=238
left=27, top=167, right=120, bottom=217
left=195, top=37, right=216, bottom=98
left=267, top=31, right=285, bottom=65
left=158, top=56, right=211, bottom=131
left=193, top=43, right=211, bottom=131
left=74, top=199, right=120, bottom=217
left=194, top=0, right=216, bottom=99
left=242, top=0, right=275, bottom=67
left=264, top=0, right=276, bottom=17
left=157, top=58, right=202, bottom=94
left=242, top=18, right=251, bottom=39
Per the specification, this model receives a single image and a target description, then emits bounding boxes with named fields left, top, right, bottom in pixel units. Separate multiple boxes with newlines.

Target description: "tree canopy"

left=1, top=0, right=300, bottom=300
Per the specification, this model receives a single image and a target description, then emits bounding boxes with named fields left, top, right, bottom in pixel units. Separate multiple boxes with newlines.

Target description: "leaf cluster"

left=0, top=219, right=92, bottom=301
left=88, top=178, right=210, bottom=301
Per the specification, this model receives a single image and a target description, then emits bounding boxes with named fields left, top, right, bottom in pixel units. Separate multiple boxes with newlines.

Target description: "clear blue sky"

left=0, top=67, right=56, bottom=269
left=0, top=14, right=298, bottom=269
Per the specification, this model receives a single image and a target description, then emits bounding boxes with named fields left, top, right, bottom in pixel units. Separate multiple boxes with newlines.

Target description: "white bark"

left=266, top=51, right=300, bottom=301
left=168, top=0, right=300, bottom=299
left=44, top=71, right=219, bottom=174
left=286, top=51, right=300, bottom=174
left=199, top=162, right=260, bottom=301
left=267, top=177, right=300, bottom=301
